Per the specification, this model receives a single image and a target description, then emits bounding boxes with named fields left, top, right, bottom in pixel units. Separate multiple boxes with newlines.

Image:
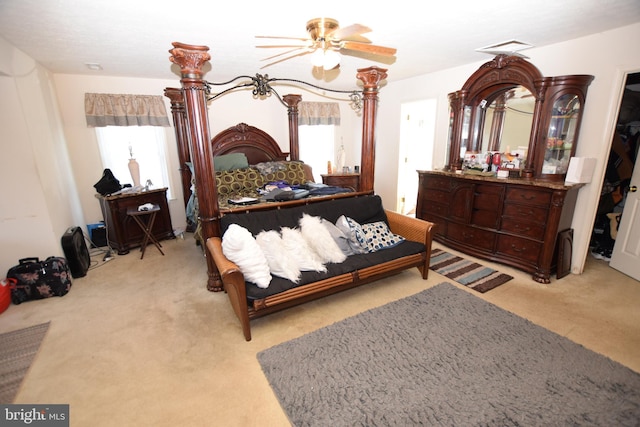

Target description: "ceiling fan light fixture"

left=323, top=49, right=340, bottom=69
left=310, top=48, right=340, bottom=70
left=310, top=49, right=326, bottom=67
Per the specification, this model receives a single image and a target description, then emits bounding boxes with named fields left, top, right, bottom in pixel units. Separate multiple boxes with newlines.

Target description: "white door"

left=610, top=149, right=640, bottom=281
left=397, top=99, right=437, bottom=215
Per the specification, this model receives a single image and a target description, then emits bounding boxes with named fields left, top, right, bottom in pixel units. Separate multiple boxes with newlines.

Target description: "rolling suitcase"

left=6, top=257, right=72, bottom=304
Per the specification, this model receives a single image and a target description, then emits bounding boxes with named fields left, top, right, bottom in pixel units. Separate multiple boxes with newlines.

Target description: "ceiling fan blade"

left=256, top=44, right=309, bottom=49
left=340, top=41, right=397, bottom=56
left=340, top=34, right=372, bottom=43
left=255, top=35, right=310, bottom=42
left=260, top=47, right=308, bottom=61
left=329, top=23, right=371, bottom=40
left=260, top=49, right=312, bottom=69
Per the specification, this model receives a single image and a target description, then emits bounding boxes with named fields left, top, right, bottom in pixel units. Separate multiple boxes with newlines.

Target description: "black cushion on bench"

left=245, top=240, right=425, bottom=300
left=219, top=195, right=388, bottom=236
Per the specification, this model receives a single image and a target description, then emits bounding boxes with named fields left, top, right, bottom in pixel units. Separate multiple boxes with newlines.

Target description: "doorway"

left=397, top=99, right=437, bottom=215
left=592, top=72, right=640, bottom=279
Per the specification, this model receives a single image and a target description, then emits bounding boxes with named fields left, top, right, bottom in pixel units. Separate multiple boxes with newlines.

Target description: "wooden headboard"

left=211, top=122, right=289, bottom=164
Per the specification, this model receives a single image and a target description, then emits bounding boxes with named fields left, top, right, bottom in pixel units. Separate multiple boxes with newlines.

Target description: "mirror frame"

left=447, top=55, right=544, bottom=176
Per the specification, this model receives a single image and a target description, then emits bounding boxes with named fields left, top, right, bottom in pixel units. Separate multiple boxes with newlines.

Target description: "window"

left=298, top=125, right=335, bottom=182
left=95, top=126, right=173, bottom=199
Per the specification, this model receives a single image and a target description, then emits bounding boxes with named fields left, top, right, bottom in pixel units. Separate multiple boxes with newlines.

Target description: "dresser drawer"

left=447, top=224, right=495, bottom=251
left=473, top=192, right=502, bottom=210
left=496, top=235, right=542, bottom=263
left=423, top=175, right=451, bottom=190
left=424, top=189, right=449, bottom=205
left=502, top=203, right=548, bottom=223
left=423, top=202, right=448, bottom=218
left=501, top=217, right=546, bottom=240
left=471, top=209, right=500, bottom=229
left=506, top=187, right=551, bottom=206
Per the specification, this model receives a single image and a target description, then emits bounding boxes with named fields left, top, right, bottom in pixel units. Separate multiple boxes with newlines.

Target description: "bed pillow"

left=280, top=227, right=327, bottom=272
left=215, top=167, right=264, bottom=197
left=221, top=224, right=271, bottom=288
left=256, top=230, right=301, bottom=283
left=299, top=214, right=347, bottom=264
left=261, top=161, right=308, bottom=185
left=214, top=153, right=249, bottom=171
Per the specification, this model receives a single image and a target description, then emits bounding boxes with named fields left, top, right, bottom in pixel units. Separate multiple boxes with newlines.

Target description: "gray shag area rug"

left=258, top=283, right=640, bottom=426
left=0, top=322, right=50, bottom=403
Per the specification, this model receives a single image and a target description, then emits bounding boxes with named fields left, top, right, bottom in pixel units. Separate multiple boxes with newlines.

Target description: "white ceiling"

left=1, top=0, right=639, bottom=90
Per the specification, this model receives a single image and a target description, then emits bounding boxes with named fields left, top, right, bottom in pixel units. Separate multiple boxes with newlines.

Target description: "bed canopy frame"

left=167, top=42, right=387, bottom=291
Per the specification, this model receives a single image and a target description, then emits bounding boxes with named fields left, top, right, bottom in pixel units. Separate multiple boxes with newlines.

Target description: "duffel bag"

left=6, top=257, right=72, bottom=304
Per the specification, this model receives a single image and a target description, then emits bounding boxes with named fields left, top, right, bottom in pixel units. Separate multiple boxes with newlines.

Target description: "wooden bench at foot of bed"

left=206, top=194, right=434, bottom=341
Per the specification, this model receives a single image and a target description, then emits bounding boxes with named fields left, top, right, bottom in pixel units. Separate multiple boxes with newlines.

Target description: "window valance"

left=85, top=93, right=170, bottom=127
left=298, top=102, right=341, bottom=126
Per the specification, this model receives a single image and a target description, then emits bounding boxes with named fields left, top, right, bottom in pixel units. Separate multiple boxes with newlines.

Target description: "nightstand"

left=97, top=188, right=174, bottom=255
left=321, top=173, right=360, bottom=191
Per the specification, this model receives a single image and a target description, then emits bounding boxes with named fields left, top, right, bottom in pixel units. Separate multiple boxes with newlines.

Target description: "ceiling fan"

left=256, top=18, right=397, bottom=70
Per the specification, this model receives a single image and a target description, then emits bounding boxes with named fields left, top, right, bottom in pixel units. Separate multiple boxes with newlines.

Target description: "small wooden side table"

left=321, top=173, right=360, bottom=191
left=126, top=205, right=165, bottom=259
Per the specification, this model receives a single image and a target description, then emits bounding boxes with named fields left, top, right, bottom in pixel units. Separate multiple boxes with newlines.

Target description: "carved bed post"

left=283, top=94, right=302, bottom=160
left=447, top=90, right=466, bottom=171
left=169, top=42, right=222, bottom=292
left=164, top=87, right=192, bottom=209
left=356, top=66, right=387, bottom=193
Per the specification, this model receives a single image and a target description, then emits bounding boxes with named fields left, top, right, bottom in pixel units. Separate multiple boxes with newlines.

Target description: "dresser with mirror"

left=417, top=55, right=593, bottom=283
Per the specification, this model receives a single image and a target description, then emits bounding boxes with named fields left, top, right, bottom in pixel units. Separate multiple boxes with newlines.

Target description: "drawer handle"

left=518, top=209, right=535, bottom=216
left=511, top=244, right=527, bottom=253
left=520, top=194, right=536, bottom=201
left=514, top=225, right=531, bottom=232
left=462, top=232, right=474, bottom=240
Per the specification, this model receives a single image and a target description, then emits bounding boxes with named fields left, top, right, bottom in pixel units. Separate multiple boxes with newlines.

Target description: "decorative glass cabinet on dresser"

left=417, top=55, right=593, bottom=283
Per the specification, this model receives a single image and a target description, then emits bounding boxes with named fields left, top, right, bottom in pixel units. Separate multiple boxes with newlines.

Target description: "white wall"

left=0, top=37, right=79, bottom=275
left=377, top=22, right=640, bottom=275
left=52, top=74, right=188, bottom=230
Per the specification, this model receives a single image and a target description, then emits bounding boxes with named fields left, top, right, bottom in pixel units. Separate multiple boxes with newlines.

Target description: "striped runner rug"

left=430, top=248, right=513, bottom=293
left=0, top=322, right=50, bottom=403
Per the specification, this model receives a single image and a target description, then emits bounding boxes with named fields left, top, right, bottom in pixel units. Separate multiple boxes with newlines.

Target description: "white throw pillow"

left=256, top=230, right=301, bottom=283
left=299, top=214, right=347, bottom=264
left=221, top=224, right=271, bottom=288
left=280, top=227, right=327, bottom=272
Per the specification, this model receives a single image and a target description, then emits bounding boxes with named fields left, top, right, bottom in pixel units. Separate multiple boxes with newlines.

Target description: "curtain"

left=298, top=102, right=341, bottom=126
left=85, top=93, right=170, bottom=127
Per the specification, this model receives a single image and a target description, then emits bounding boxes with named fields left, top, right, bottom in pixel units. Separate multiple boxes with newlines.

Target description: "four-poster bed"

left=167, top=42, right=434, bottom=340
left=167, top=42, right=390, bottom=292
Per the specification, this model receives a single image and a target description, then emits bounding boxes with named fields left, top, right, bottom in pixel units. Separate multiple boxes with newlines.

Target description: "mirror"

left=447, top=55, right=593, bottom=180
left=459, top=86, right=534, bottom=171
left=480, top=86, right=534, bottom=159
